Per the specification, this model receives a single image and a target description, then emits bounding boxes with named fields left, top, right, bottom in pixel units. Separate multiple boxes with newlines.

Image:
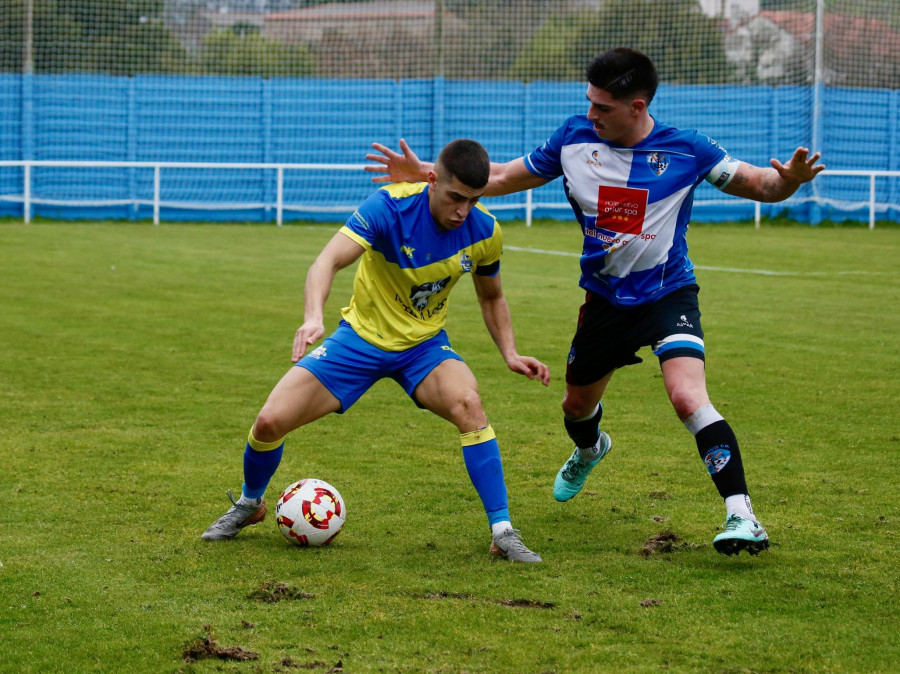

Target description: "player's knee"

left=451, top=388, right=488, bottom=429
left=668, top=387, right=709, bottom=421
left=252, top=411, right=285, bottom=444
left=561, top=391, right=595, bottom=420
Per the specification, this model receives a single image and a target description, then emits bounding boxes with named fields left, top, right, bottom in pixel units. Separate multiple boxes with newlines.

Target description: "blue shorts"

left=296, top=320, right=464, bottom=413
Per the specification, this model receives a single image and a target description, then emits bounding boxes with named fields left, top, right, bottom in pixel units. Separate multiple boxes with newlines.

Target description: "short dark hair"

left=435, top=139, right=490, bottom=189
left=585, top=47, right=658, bottom=104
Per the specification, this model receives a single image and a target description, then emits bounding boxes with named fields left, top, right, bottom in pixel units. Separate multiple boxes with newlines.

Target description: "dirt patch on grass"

left=275, top=656, right=332, bottom=670
left=641, top=530, right=684, bottom=556
left=182, top=625, right=258, bottom=663
left=423, top=591, right=554, bottom=609
left=247, top=580, right=316, bottom=602
left=498, top=598, right=555, bottom=609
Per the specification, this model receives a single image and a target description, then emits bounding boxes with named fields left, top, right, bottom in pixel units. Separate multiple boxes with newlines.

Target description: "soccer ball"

left=275, top=479, right=346, bottom=547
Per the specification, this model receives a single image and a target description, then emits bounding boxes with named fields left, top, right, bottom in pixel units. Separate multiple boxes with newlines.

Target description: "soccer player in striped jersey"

left=366, top=48, right=824, bottom=557
left=203, top=139, right=549, bottom=562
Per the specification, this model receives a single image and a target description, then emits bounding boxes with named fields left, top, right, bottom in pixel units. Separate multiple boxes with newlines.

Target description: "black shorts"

left=565, top=284, right=705, bottom=386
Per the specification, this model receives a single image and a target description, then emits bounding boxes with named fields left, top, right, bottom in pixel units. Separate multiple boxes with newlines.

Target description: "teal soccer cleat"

left=713, top=514, right=770, bottom=556
left=553, top=431, right=612, bottom=502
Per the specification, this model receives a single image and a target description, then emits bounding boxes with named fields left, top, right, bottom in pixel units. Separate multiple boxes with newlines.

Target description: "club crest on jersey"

left=647, top=152, right=669, bottom=176
left=586, top=150, right=603, bottom=167
left=400, top=245, right=415, bottom=260
left=409, top=276, right=451, bottom=311
left=459, top=252, right=473, bottom=273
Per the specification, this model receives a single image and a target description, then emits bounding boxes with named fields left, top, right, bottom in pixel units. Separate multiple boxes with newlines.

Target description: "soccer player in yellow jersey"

left=202, top=139, right=550, bottom=562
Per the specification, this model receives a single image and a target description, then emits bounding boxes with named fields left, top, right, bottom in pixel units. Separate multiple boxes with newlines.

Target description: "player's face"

left=427, top=171, right=484, bottom=231
left=585, top=83, right=642, bottom=146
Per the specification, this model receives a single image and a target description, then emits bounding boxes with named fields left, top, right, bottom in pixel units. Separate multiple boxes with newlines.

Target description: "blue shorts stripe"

left=653, top=340, right=705, bottom=356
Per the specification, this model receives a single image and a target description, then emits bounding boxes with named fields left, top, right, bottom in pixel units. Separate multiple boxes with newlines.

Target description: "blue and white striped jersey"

left=525, top=115, right=732, bottom=307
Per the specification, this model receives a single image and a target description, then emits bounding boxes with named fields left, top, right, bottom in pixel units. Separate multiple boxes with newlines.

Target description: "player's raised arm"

left=723, top=147, right=825, bottom=203
left=366, top=140, right=551, bottom=197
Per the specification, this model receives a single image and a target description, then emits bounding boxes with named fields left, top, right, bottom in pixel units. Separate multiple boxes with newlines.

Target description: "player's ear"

left=427, top=170, right=438, bottom=188
left=631, top=98, right=647, bottom=115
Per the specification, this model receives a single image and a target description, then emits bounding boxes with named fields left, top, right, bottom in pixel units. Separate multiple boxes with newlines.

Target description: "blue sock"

left=241, top=430, right=284, bottom=500
left=460, top=426, right=510, bottom=526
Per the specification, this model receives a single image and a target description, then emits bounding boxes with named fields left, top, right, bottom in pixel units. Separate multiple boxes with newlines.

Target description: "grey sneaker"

left=553, top=431, right=612, bottom=502
left=489, top=529, right=542, bottom=563
left=201, top=489, right=267, bottom=541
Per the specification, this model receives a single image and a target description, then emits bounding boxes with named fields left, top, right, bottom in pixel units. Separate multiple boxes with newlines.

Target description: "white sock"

left=579, top=436, right=605, bottom=461
left=725, top=494, right=756, bottom=521
left=491, top=521, right=513, bottom=537
left=238, top=494, right=262, bottom=507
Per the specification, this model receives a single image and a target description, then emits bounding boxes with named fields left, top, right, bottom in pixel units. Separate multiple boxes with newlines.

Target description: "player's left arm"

left=722, top=147, right=825, bottom=203
left=472, top=271, right=550, bottom=386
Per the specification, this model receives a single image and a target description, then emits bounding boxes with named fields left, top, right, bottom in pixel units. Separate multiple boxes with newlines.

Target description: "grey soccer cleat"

left=489, top=528, right=542, bottom=563
left=201, top=489, right=267, bottom=541
left=553, top=431, right=612, bottom=502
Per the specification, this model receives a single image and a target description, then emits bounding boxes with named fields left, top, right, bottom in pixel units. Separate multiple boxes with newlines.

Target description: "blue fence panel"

left=0, top=74, right=23, bottom=209
left=0, top=74, right=897, bottom=222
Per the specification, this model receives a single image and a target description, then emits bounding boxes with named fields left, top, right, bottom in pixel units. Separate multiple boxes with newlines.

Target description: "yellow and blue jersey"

left=339, top=182, right=502, bottom=351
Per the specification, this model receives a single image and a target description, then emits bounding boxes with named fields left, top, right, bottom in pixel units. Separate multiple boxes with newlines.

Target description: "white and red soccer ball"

left=276, top=479, right=346, bottom=547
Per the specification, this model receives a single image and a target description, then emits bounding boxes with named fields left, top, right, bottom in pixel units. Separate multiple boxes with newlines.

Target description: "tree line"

left=0, top=0, right=896, bottom=88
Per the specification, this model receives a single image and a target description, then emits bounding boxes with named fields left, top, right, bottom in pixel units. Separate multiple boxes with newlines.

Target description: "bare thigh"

left=252, top=366, right=342, bottom=442
left=412, top=359, right=488, bottom=433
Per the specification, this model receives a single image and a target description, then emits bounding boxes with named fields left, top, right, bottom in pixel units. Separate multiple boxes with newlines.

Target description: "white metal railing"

left=0, top=160, right=897, bottom=228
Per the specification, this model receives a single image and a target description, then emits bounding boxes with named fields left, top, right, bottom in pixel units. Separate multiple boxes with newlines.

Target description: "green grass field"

left=1, top=220, right=898, bottom=673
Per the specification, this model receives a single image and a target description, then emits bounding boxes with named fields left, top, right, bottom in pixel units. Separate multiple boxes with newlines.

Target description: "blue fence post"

left=890, top=88, right=899, bottom=210
left=810, top=82, right=824, bottom=225
left=432, top=76, right=444, bottom=160
left=21, top=72, right=34, bottom=221
left=768, top=85, right=779, bottom=223
left=262, top=77, right=273, bottom=222
left=522, top=81, right=532, bottom=221
left=395, top=79, right=404, bottom=140
left=128, top=76, right=138, bottom=221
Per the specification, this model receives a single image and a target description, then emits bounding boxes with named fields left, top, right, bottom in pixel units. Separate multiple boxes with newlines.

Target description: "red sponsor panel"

left=595, top=185, right=648, bottom=234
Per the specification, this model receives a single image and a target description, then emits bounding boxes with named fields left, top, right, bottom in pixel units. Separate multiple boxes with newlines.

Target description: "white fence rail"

left=0, top=160, right=897, bottom=229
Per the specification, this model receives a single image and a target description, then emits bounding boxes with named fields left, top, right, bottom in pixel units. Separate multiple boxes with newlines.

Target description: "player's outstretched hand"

left=770, top=147, right=825, bottom=184
left=292, top=321, right=325, bottom=363
left=365, top=138, right=428, bottom=184
left=507, top=355, right=551, bottom=387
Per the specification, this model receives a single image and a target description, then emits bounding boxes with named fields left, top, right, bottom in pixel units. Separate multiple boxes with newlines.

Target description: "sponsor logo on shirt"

left=595, top=185, right=648, bottom=235
left=407, top=277, right=451, bottom=311
left=460, top=252, right=473, bottom=273
left=586, top=150, right=603, bottom=167
left=400, top=245, right=415, bottom=260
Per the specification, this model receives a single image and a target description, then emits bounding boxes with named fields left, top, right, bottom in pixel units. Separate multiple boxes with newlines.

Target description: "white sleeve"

left=705, top=154, right=742, bottom=191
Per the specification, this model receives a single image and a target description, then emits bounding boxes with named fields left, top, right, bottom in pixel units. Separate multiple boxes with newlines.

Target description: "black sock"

left=694, top=419, right=748, bottom=498
left=564, top=403, right=603, bottom=449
